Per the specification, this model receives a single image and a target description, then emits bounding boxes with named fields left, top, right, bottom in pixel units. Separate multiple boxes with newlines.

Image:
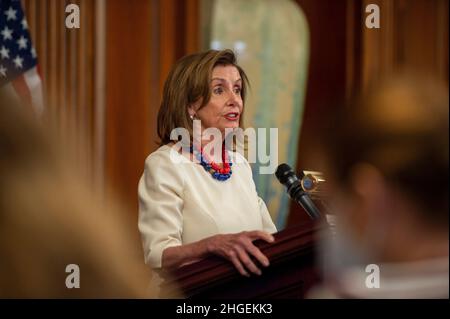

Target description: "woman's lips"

left=224, top=112, right=240, bottom=121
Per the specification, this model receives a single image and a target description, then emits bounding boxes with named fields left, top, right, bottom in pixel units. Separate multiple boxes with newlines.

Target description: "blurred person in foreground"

left=311, top=74, right=449, bottom=298
left=0, top=93, right=152, bottom=298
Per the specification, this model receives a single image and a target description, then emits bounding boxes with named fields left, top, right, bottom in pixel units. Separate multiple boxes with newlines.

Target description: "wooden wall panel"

left=159, top=0, right=176, bottom=95
left=393, top=0, right=448, bottom=82
left=104, top=0, right=200, bottom=216
left=360, top=0, right=396, bottom=92
left=358, top=0, right=448, bottom=92
left=104, top=0, right=154, bottom=215
left=289, top=0, right=349, bottom=225
left=22, top=0, right=100, bottom=184
left=158, top=0, right=200, bottom=96
left=288, top=0, right=448, bottom=226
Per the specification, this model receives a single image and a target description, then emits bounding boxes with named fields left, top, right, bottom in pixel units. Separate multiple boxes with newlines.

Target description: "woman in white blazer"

left=138, top=50, right=277, bottom=280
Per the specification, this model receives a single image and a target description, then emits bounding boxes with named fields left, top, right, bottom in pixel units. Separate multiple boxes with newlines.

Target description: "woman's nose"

left=226, top=90, right=240, bottom=106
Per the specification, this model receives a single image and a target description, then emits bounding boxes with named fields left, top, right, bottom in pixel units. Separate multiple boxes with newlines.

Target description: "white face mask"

left=318, top=205, right=389, bottom=283
left=318, top=214, right=367, bottom=282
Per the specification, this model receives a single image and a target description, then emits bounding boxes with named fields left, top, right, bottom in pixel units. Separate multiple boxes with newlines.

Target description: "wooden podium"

left=160, top=221, right=324, bottom=299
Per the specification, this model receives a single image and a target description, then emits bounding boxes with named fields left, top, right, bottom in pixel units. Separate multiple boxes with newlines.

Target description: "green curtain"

left=204, top=0, right=310, bottom=229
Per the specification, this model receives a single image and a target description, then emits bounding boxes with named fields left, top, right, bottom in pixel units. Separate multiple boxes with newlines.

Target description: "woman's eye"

left=213, top=87, right=223, bottom=94
left=234, top=87, right=242, bottom=94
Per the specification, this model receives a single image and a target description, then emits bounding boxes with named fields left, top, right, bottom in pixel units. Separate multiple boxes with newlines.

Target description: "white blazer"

left=138, top=144, right=277, bottom=268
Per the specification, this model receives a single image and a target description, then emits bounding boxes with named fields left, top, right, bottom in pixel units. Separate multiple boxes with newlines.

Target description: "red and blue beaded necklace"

left=190, top=144, right=232, bottom=181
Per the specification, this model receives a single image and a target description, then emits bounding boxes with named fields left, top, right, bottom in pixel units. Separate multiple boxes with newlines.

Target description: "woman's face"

left=191, top=65, right=243, bottom=136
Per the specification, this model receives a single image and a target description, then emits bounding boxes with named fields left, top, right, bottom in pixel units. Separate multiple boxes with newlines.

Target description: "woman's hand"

left=204, top=231, right=275, bottom=277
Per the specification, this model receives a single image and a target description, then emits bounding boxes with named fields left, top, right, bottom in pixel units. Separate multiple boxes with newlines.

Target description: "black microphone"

left=275, top=163, right=322, bottom=220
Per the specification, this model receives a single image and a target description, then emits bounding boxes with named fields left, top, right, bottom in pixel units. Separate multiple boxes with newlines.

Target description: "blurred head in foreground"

left=0, top=93, right=152, bottom=298
left=315, top=74, right=448, bottom=298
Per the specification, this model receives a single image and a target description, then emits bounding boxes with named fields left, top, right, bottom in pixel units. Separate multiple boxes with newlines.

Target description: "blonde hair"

left=157, top=49, right=250, bottom=145
left=0, top=93, right=154, bottom=298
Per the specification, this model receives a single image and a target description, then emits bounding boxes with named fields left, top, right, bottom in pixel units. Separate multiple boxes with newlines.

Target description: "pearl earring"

left=190, top=114, right=194, bottom=120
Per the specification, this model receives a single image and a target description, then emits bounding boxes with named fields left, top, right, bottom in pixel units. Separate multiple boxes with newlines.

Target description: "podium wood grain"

left=160, top=221, right=323, bottom=299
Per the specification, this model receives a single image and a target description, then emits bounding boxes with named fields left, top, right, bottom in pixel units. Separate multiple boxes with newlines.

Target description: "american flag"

left=0, top=0, right=43, bottom=115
